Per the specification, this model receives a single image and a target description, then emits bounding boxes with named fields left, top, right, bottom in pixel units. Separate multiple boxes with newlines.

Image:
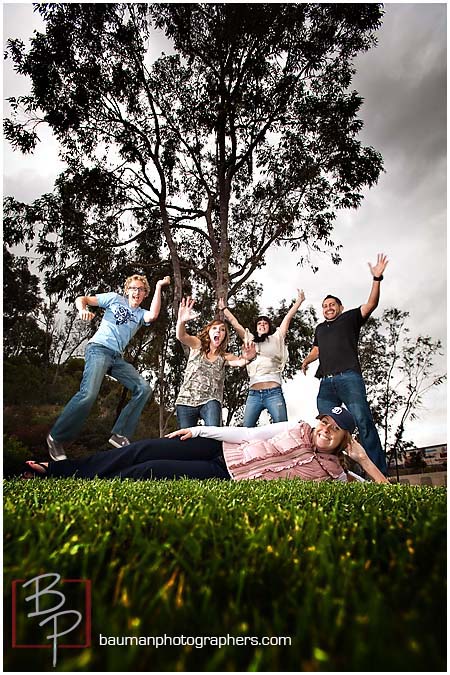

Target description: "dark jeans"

left=317, top=370, right=387, bottom=474
left=47, top=437, right=230, bottom=481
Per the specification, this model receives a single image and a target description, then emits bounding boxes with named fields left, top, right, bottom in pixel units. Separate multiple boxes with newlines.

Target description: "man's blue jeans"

left=176, top=399, right=222, bottom=428
left=317, top=370, right=387, bottom=474
left=243, top=386, right=288, bottom=427
left=51, top=343, right=152, bottom=442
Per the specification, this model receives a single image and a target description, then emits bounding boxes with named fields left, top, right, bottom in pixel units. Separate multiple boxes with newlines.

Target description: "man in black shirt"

left=301, top=254, right=388, bottom=473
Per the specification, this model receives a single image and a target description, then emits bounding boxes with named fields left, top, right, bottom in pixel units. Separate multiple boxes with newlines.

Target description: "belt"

left=322, top=371, right=346, bottom=378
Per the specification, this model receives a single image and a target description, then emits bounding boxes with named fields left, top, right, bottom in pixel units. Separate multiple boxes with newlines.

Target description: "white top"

left=246, top=328, right=288, bottom=386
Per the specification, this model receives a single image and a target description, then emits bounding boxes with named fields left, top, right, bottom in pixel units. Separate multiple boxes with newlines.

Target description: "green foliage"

left=3, top=247, right=49, bottom=361
left=3, top=247, right=41, bottom=319
left=3, top=435, right=29, bottom=478
left=4, top=358, right=82, bottom=407
left=4, top=359, right=47, bottom=405
left=4, top=478, right=445, bottom=672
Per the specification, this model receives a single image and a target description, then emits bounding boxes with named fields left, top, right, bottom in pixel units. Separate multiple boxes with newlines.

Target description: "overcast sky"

left=3, top=2, right=447, bottom=448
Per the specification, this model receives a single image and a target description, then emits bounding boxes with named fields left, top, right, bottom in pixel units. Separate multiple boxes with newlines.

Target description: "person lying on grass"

left=23, top=406, right=388, bottom=483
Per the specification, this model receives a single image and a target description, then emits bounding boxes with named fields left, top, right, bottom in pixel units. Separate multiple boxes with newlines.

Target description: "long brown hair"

left=197, top=320, right=229, bottom=356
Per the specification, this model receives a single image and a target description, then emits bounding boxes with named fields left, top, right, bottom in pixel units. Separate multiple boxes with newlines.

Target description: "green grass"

left=4, top=478, right=446, bottom=672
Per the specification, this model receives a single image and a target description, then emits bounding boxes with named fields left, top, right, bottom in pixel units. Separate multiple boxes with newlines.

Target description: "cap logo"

left=331, top=406, right=343, bottom=415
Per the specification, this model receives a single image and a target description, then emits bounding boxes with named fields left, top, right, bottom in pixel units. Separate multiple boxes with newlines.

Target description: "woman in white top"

left=219, top=290, right=305, bottom=426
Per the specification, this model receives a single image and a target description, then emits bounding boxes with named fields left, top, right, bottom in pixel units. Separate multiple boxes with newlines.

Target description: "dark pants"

left=47, top=437, right=230, bottom=480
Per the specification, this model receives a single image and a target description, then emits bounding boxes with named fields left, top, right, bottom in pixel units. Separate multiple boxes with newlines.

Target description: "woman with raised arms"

left=174, top=297, right=256, bottom=428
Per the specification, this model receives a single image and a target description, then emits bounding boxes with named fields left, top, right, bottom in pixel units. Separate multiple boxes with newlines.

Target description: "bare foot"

left=23, top=460, right=49, bottom=478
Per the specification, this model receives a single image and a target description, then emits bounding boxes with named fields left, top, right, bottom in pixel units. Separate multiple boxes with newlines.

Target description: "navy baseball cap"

left=317, top=406, right=357, bottom=433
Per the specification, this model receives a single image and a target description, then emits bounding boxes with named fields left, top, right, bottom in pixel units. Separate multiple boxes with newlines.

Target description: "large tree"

left=5, top=3, right=384, bottom=306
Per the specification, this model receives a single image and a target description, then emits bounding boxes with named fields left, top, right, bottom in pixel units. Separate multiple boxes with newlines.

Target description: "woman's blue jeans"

left=317, top=370, right=387, bottom=474
left=243, top=386, right=288, bottom=427
left=50, top=343, right=152, bottom=442
left=176, top=399, right=222, bottom=429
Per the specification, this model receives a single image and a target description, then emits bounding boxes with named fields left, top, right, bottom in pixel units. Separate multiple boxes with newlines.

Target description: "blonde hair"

left=336, top=430, right=353, bottom=471
left=197, top=320, right=229, bottom=356
left=124, top=274, right=150, bottom=296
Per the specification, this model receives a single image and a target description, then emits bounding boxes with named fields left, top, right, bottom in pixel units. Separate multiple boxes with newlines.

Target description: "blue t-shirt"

left=88, top=292, right=150, bottom=354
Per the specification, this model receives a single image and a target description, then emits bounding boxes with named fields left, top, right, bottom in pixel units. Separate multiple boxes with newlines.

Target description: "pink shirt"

left=189, top=421, right=346, bottom=482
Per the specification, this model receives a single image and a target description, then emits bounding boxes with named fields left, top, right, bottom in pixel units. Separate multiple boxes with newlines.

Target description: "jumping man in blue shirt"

left=47, top=274, right=171, bottom=460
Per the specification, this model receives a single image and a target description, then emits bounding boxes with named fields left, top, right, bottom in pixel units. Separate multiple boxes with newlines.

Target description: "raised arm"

left=279, top=289, right=305, bottom=337
left=301, top=345, right=319, bottom=375
left=345, top=438, right=389, bottom=483
left=143, top=276, right=171, bottom=323
left=176, top=297, right=201, bottom=349
left=224, top=342, right=257, bottom=368
left=166, top=420, right=296, bottom=442
left=75, top=295, right=99, bottom=321
left=360, top=253, right=388, bottom=319
left=219, top=298, right=247, bottom=340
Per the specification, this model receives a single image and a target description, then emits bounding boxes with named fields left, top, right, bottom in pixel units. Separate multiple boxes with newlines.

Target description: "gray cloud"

left=354, top=5, right=446, bottom=192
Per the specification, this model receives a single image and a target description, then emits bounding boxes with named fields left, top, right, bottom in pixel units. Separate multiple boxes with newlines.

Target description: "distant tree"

left=359, top=308, right=446, bottom=466
left=3, top=247, right=47, bottom=361
left=4, top=3, right=384, bottom=308
left=4, top=317, right=47, bottom=363
left=3, top=247, right=41, bottom=319
left=404, top=449, right=427, bottom=470
left=390, top=334, right=446, bottom=464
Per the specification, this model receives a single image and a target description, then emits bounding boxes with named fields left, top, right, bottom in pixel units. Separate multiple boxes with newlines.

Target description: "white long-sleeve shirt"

left=188, top=421, right=298, bottom=443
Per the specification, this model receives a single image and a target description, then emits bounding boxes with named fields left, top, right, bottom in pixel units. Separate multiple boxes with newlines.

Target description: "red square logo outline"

left=12, top=578, right=92, bottom=649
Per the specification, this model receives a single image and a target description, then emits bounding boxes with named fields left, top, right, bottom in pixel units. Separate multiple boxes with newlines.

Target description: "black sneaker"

left=46, top=434, right=67, bottom=461
left=109, top=434, right=131, bottom=448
